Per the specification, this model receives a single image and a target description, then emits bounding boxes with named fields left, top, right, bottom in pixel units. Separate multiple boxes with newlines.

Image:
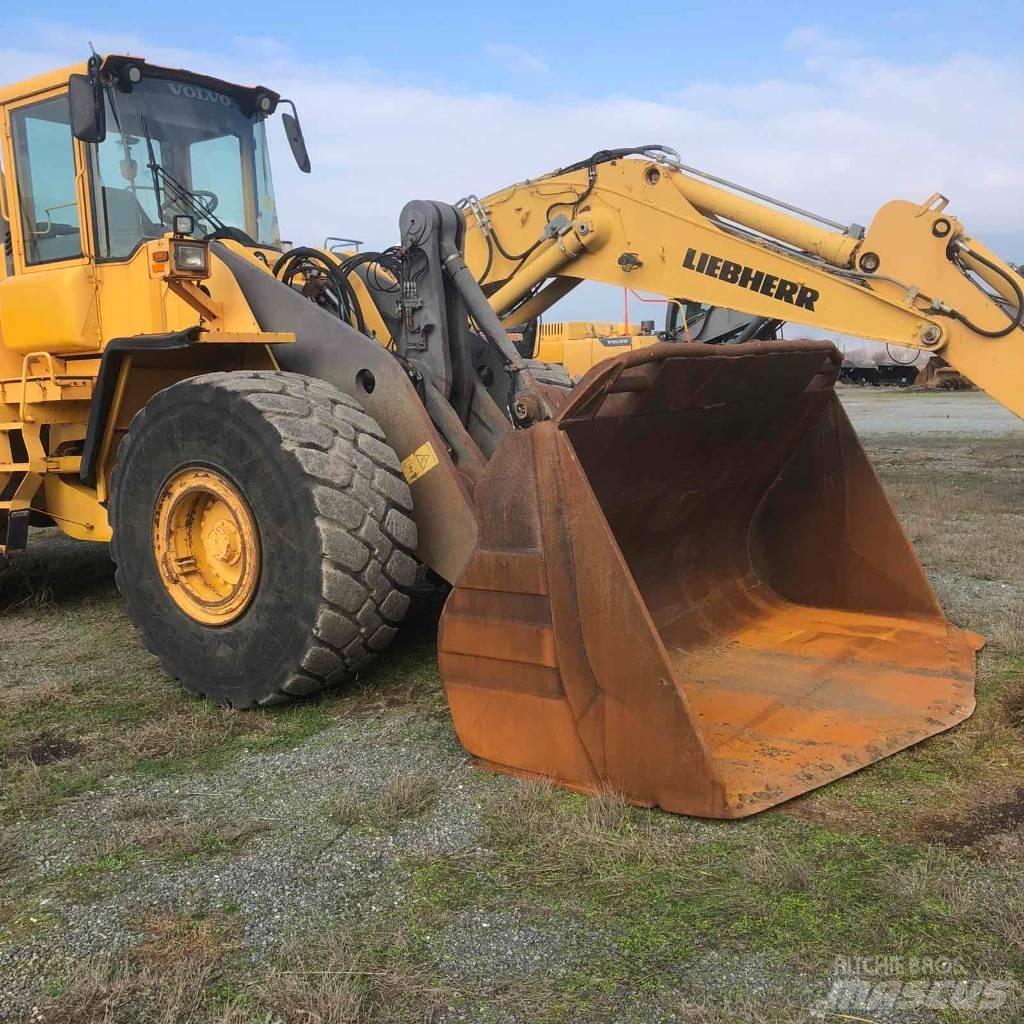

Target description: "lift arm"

left=459, top=148, right=1024, bottom=416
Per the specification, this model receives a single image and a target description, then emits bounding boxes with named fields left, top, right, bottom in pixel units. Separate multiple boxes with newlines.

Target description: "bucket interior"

left=559, top=344, right=978, bottom=810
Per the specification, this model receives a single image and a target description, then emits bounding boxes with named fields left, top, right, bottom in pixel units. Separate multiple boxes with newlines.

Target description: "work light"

left=173, top=242, right=209, bottom=274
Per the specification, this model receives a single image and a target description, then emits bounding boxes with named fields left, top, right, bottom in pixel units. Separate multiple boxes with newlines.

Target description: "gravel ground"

left=2, top=394, right=1023, bottom=1023
left=0, top=677, right=847, bottom=1023
left=0, top=712, right=839, bottom=1023
left=0, top=710, right=491, bottom=1016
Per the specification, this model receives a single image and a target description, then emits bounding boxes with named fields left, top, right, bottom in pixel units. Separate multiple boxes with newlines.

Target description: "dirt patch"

left=926, top=787, right=1024, bottom=848
left=3, top=734, right=84, bottom=767
left=1003, top=690, right=1024, bottom=732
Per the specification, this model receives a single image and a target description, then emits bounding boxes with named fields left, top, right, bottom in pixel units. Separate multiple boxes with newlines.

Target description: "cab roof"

left=0, top=55, right=280, bottom=111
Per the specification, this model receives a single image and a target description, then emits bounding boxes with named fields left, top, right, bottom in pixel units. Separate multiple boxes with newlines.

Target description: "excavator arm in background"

left=455, top=147, right=1023, bottom=418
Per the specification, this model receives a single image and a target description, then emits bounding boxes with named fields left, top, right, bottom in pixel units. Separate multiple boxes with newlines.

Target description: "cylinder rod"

left=667, top=170, right=860, bottom=269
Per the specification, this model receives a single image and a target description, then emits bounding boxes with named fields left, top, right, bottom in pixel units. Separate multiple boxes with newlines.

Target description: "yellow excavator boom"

left=455, top=148, right=1023, bottom=417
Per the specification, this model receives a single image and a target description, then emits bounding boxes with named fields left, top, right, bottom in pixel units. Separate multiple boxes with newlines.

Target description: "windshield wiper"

left=138, top=113, right=163, bottom=217
left=140, top=114, right=227, bottom=236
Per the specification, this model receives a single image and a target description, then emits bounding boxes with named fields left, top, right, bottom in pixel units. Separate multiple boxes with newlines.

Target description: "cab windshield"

left=89, top=74, right=281, bottom=259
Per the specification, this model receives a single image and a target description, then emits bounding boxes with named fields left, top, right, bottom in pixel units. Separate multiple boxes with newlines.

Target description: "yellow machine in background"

left=517, top=320, right=659, bottom=377
left=517, top=312, right=778, bottom=377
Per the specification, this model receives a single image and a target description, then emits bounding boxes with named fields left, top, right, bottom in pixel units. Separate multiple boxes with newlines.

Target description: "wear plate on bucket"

left=438, top=340, right=981, bottom=818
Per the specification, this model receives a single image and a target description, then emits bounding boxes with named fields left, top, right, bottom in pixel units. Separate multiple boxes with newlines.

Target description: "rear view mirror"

left=280, top=102, right=311, bottom=173
left=68, top=72, right=106, bottom=143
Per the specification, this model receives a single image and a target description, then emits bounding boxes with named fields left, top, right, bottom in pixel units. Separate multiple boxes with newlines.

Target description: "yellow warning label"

left=401, top=441, right=439, bottom=485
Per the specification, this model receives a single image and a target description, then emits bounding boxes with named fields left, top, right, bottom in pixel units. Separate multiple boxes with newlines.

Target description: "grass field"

left=1, top=423, right=1023, bottom=1022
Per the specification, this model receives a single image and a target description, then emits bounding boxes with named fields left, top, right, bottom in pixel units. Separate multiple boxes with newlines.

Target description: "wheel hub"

left=153, top=468, right=260, bottom=626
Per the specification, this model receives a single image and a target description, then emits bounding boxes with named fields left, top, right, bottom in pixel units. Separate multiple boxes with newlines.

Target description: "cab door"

left=0, top=88, right=101, bottom=354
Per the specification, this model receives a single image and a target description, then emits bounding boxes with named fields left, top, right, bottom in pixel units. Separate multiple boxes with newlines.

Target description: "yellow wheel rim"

left=153, top=467, right=261, bottom=626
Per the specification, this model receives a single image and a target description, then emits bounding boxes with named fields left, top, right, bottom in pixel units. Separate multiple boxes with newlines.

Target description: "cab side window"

left=10, top=96, right=83, bottom=265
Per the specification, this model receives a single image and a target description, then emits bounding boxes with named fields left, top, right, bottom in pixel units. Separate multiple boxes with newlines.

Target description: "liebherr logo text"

left=167, top=82, right=232, bottom=106
left=683, top=248, right=819, bottom=312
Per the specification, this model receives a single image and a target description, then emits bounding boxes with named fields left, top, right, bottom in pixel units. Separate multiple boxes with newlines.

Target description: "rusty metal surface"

left=438, top=340, right=981, bottom=818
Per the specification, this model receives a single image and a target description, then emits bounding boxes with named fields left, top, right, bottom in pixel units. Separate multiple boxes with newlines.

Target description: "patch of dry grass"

left=44, top=919, right=444, bottom=1024
left=370, top=774, right=439, bottom=828
left=745, top=839, right=816, bottom=894
left=991, top=603, right=1024, bottom=656
left=132, top=910, right=239, bottom=968
left=879, top=850, right=1024, bottom=963
left=479, top=780, right=695, bottom=897
left=872, top=437, right=1024, bottom=583
left=0, top=701, right=278, bottom=823
left=326, top=785, right=364, bottom=828
left=324, top=775, right=441, bottom=832
left=0, top=587, right=326, bottom=827
left=224, top=931, right=445, bottom=1024
left=110, top=794, right=179, bottom=822
left=677, top=995, right=818, bottom=1023
left=75, top=816, right=268, bottom=871
left=42, top=911, right=240, bottom=1024
left=43, top=959, right=224, bottom=1024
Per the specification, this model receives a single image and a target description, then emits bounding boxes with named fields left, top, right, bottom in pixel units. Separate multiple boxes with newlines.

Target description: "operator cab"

left=0, top=54, right=310, bottom=354
left=66, top=55, right=308, bottom=258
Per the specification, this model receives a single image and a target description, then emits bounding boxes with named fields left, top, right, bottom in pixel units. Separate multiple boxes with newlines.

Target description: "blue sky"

left=5, top=5, right=1023, bottom=331
left=19, top=2, right=1024, bottom=96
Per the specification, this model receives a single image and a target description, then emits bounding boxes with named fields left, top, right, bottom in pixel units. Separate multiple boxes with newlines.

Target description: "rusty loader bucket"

left=438, top=341, right=981, bottom=818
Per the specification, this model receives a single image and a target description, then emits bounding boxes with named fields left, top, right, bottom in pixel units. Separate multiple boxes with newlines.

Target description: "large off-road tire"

left=109, top=371, right=416, bottom=707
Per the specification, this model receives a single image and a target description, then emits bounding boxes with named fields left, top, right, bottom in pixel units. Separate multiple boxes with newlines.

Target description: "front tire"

left=110, top=371, right=416, bottom=707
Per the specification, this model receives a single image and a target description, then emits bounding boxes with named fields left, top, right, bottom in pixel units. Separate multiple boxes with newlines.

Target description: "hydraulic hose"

left=273, top=247, right=367, bottom=335
left=948, top=242, right=1024, bottom=339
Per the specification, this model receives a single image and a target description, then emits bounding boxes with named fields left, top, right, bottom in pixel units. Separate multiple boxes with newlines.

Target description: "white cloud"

left=482, top=42, right=549, bottom=76
left=783, top=25, right=861, bottom=61
left=3, top=21, right=1022, bottom=328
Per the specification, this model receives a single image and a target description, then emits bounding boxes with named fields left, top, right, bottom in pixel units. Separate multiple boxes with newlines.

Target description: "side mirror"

left=68, top=72, right=106, bottom=143
left=279, top=101, right=311, bottom=173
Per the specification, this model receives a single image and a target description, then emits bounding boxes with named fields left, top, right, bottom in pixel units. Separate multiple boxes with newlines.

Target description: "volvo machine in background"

left=509, top=308, right=782, bottom=378
left=2, top=65, right=1015, bottom=817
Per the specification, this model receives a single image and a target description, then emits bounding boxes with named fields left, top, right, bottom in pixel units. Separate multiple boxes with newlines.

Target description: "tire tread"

left=109, top=370, right=416, bottom=708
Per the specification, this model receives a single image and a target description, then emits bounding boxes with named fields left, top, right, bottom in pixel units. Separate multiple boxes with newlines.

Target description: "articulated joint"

left=918, top=322, right=944, bottom=349
left=567, top=209, right=609, bottom=254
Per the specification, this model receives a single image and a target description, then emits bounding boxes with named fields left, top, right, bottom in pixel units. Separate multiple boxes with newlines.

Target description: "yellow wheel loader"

left=0, top=65, right=1011, bottom=818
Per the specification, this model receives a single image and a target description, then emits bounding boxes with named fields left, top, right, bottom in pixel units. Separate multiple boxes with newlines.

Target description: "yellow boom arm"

left=460, top=151, right=1024, bottom=416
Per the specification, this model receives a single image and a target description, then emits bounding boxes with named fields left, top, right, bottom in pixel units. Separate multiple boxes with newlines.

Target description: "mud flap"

left=438, top=341, right=981, bottom=818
